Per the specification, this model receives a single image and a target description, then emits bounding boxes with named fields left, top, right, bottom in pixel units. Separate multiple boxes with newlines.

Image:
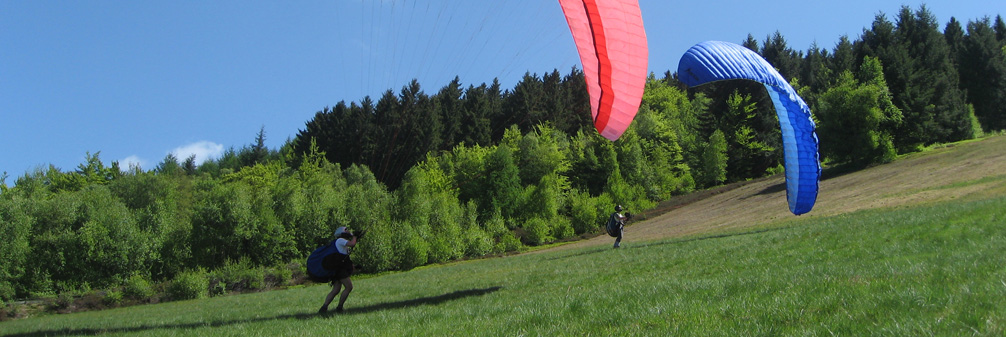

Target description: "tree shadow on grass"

left=628, top=226, right=792, bottom=250
left=546, top=226, right=793, bottom=261
left=4, top=286, right=502, bottom=337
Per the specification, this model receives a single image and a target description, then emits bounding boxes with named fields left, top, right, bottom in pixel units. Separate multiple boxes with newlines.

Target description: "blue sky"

left=1, top=0, right=1000, bottom=184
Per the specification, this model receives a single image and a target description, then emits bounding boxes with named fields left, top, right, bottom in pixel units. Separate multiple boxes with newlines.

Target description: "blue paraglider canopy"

left=678, top=40, right=821, bottom=215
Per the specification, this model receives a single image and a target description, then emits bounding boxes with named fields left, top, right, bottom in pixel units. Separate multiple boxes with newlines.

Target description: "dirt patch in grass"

left=545, top=135, right=1006, bottom=252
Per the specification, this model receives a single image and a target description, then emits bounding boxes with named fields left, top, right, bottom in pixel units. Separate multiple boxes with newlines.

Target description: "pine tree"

left=907, top=7, right=973, bottom=142
left=760, top=31, right=802, bottom=80
left=830, top=35, right=856, bottom=84
left=561, top=68, right=593, bottom=135
left=460, top=83, right=496, bottom=146
left=742, top=34, right=759, bottom=52
left=944, top=17, right=966, bottom=64
left=961, top=18, right=1006, bottom=131
left=858, top=6, right=975, bottom=150
left=994, top=15, right=1006, bottom=43
left=436, top=77, right=464, bottom=150
left=801, top=42, right=829, bottom=94
left=502, top=72, right=546, bottom=137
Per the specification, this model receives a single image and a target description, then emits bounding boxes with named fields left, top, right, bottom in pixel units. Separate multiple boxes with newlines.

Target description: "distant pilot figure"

left=606, top=205, right=628, bottom=248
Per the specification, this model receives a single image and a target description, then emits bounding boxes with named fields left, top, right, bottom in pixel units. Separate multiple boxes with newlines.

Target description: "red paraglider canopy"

left=559, top=0, right=648, bottom=141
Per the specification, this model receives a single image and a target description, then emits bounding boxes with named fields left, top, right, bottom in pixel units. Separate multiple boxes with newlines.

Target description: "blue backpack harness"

left=605, top=212, right=623, bottom=237
left=306, top=240, right=349, bottom=282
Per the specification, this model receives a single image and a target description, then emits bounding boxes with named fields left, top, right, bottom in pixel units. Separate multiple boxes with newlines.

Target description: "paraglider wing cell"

left=559, top=0, right=648, bottom=141
left=677, top=40, right=821, bottom=215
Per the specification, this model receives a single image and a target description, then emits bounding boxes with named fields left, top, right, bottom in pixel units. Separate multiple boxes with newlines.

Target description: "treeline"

left=293, top=72, right=593, bottom=190
left=1, top=5, right=1004, bottom=304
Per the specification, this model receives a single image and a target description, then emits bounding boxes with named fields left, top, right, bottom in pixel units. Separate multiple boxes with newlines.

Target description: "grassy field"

left=2, top=136, right=1005, bottom=336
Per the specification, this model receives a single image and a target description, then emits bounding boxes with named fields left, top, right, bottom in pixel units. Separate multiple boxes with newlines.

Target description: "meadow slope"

left=553, top=135, right=1006, bottom=250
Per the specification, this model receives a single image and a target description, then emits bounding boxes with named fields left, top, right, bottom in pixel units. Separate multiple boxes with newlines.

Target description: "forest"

left=1, top=6, right=1004, bottom=304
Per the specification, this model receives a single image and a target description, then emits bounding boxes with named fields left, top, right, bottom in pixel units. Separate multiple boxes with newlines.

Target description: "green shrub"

left=165, top=269, right=208, bottom=301
left=209, top=280, right=227, bottom=297
left=210, top=260, right=265, bottom=293
left=0, top=302, right=17, bottom=321
left=122, top=274, right=154, bottom=300
left=522, top=217, right=553, bottom=246
left=49, top=293, right=75, bottom=311
left=397, top=228, right=429, bottom=270
left=426, top=235, right=456, bottom=264
left=264, top=264, right=293, bottom=288
left=0, top=197, right=31, bottom=303
left=354, top=223, right=396, bottom=273
left=495, top=232, right=523, bottom=254
left=568, top=189, right=601, bottom=234
left=102, top=290, right=123, bottom=306
left=0, top=282, right=15, bottom=303
left=244, top=268, right=266, bottom=291
left=481, top=208, right=508, bottom=237
left=552, top=219, right=574, bottom=240
left=463, top=226, right=493, bottom=257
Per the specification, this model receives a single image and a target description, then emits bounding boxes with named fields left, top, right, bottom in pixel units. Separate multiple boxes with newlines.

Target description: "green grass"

left=3, top=194, right=1005, bottom=336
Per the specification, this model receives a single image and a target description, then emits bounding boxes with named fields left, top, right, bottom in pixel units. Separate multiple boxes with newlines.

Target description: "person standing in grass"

left=607, top=205, right=628, bottom=248
left=319, top=227, right=357, bottom=314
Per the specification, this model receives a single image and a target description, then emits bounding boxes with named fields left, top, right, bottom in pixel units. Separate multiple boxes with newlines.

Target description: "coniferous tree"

left=857, top=6, right=975, bottom=150
left=294, top=102, right=359, bottom=170
left=742, top=34, right=759, bottom=52
left=372, top=87, right=404, bottom=186
left=830, top=35, right=857, bottom=81
left=801, top=42, right=829, bottom=94
left=856, top=13, right=902, bottom=82
left=156, top=154, right=183, bottom=176
left=541, top=70, right=566, bottom=130
left=251, top=126, right=268, bottom=165
left=897, top=6, right=974, bottom=144
left=945, top=17, right=966, bottom=64
left=380, top=79, right=441, bottom=189
left=483, top=79, right=508, bottom=143
left=503, top=72, right=546, bottom=137
left=560, top=68, right=593, bottom=135
left=436, top=77, right=465, bottom=150
left=182, top=155, right=198, bottom=175
left=961, top=18, right=1006, bottom=131
left=995, top=15, right=1006, bottom=43
left=351, top=98, right=377, bottom=165
left=761, top=31, right=802, bottom=80
left=460, top=83, right=496, bottom=146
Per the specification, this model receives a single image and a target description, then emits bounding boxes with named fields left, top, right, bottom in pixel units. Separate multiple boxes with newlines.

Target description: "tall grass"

left=2, top=195, right=1004, bottom=336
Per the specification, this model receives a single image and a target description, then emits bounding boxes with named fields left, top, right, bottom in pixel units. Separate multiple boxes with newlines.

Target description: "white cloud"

left=119, top=155, right=146, bottom=171
left=170, top=141, right=225, bottom=166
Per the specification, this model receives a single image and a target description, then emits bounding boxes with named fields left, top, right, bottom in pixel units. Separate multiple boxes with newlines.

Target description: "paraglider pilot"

left=606, top=205, right=628, bottom=248
left=319, top=226, right=359, bottom=314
